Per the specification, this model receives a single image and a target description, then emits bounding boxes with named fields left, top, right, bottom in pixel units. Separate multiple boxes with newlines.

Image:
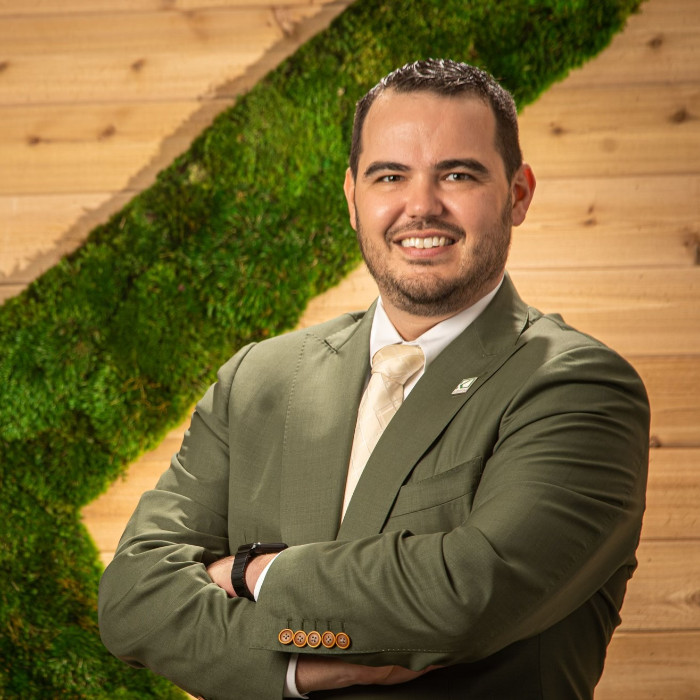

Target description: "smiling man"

left=344, top=85, right=534, bottom=339
left=99, top=60, right=650, bottom=700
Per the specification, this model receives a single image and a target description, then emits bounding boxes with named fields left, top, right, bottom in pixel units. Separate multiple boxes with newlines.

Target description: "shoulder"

left=518, top=309, right=648, bottom=405
left=524, top=309, right=626, bottom=362
left=218, top=310, right=367, bottom=378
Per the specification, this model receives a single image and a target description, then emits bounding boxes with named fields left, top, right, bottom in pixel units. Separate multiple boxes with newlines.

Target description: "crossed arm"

left=99, top=341, right=649, bottom=698
left=205, top=554, right=437, bottom=694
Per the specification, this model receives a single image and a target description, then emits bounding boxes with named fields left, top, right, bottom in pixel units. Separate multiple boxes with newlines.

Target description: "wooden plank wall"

left=4, top=0, right=700, bottom=697
left=0, top=0, right=353, bottom=301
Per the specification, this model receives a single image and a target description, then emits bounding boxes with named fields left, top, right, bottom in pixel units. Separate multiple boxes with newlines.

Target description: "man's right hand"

left=296, top=656, right=439, bottom=694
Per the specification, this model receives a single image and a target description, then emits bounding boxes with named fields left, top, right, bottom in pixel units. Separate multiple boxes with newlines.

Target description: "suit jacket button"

left=321, top=631, right=336, bottom=648
left=307, top=630, right=322, bottom=648
left=335, top=632, right=351, bottom=649
left=293, top=630, right=308, bottom=648
left=278, top=629, right=294, bottom=645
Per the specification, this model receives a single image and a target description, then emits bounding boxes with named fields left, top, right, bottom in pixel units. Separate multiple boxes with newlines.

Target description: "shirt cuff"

left=284, top=654, right=308, bottom=698
left=252, top=555, right=279, bottom=601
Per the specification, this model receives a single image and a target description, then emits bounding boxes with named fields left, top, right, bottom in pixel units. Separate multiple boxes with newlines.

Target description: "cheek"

left=452, top=194, right=505, bottom=227
left=356, top=191, right=403, bottom=229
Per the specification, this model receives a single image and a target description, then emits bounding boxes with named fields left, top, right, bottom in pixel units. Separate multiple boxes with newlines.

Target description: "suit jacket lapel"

left=280, top=304, right=376, bottom=544
left=338, top=276, right=533, bottom=540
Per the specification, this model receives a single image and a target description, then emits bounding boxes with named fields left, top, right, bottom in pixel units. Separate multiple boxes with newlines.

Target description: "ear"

left=343, top=167, right=358, bottom=231
left=510, top=164, right=536, bottom=227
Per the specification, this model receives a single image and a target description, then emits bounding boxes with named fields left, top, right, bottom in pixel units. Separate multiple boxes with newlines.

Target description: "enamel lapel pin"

left=452, top=377, right=478, bottom=395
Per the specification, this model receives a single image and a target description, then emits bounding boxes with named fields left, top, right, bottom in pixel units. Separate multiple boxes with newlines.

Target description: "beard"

left=356, top=203, right=512, bottom=318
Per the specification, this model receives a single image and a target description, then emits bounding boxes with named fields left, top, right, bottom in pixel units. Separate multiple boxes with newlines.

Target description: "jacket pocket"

left=384, top=456, right=483, bottom=534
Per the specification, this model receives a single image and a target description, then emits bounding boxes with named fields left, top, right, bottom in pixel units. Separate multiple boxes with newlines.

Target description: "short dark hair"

left=349, top=59, right=523, bottom=181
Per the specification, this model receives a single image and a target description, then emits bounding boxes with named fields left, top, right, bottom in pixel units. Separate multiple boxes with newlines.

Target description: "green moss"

left=0, top=0, right=643, bottom=695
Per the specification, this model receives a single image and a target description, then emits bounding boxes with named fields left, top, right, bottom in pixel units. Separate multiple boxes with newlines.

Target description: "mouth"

left=399, top=236, right=456, bottom=250
left=389, top=220, right=464, bottom=253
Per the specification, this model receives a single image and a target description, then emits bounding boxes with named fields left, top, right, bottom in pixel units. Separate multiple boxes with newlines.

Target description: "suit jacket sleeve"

left=98, top=343, right=290, bottom=700
left=248, top=333, right=650, bottom=671
left=99, top=299, right=650, bottom=694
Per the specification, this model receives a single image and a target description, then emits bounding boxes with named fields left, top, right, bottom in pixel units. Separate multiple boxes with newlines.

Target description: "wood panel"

left=519, top=83, right=700, bottom=179
left=0, top=283, right=26, bottom=301
left=0, top=0, right=354, bottom=304
left=510, top=175, right=700, bottom=269
left=0, top=6, right=320, bottom=105
left=634, top=357, right=700, bottom=448
left=643, top=448, right=700, bottom=541
left=563, top=0, right=700, bottom=88
left=3, top=169, right=696, bottom=299
left=0, top=101, right=219, bottom=194
left=0, top=0, right=341, bottom=13
left=597, top=631, right=700, bottom=699
left=509, top=268, right=700, bottom=357
left=0, top=192, right=132, bottom=282
left=620, top=539, right=700, bottom=631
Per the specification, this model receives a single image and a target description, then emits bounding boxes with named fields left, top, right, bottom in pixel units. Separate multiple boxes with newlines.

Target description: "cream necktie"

left=341, top=344, right=425, bottom=519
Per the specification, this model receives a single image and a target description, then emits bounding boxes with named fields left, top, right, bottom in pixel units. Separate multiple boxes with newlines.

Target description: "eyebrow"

left=363, top=161, right=410, bottom=178
left=362, top=158, right=491, bottom=179
left=436, top=158, right=490, bottom=176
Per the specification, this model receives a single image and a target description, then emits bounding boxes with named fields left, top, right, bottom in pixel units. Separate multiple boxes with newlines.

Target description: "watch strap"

left=231, top=542, right=287, bottom=600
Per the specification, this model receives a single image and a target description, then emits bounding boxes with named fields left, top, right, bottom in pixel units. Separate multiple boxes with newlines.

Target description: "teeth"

left=400, top=236, right=452, bottom=249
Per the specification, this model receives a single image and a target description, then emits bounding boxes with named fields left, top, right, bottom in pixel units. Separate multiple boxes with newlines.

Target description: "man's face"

left=344, top=90, right=534, bottom=320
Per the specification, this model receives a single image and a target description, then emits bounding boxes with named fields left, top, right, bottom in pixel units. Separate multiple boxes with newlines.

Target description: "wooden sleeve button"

left=278, top=628, right=294, bottom=645
left=321, top=631, right=336, bottom=648
left=306, top=630, right=322, bottom=648
left=293, top=630, right=308, bottom=647
left=335, top=632, right=351, bottom=649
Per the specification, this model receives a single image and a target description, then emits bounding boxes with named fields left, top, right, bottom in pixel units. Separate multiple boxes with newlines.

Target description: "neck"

left=381, top=276, right=503, bottom=341
left=382, top=305, right=456, bottom=341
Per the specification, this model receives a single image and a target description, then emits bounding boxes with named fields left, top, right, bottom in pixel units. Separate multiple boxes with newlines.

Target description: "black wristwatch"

left=231, top=542, right=288, bottom=600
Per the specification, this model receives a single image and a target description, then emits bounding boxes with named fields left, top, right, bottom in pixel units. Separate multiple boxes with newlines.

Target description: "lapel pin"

left=452, top=377, right=478, bottom=395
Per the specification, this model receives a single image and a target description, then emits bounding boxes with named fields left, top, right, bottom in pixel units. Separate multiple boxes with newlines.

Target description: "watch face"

left=251, top=542, right=288, bottom=554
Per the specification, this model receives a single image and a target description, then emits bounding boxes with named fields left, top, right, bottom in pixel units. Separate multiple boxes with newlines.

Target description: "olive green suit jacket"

left=99, top=275, right=650, bottom=699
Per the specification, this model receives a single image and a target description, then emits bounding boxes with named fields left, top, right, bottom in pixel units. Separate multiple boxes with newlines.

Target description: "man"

left=99, top=59, right=649, bottom=699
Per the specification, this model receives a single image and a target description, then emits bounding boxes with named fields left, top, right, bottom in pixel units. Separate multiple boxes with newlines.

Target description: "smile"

left=400, top=236, right=455, bottom=249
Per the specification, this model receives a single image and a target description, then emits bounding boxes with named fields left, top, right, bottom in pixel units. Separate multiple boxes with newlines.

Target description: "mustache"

left=386, top=217, right=466, bottom=242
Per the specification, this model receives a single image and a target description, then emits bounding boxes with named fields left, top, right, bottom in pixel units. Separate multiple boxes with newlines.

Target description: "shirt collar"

left=369, top=276, right=504, bottom=368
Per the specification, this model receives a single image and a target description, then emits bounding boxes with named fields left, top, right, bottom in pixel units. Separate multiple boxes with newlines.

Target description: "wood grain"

left=596, top=631, right=700, bottom=699
left=0, top=191, right=133, bottom=282
left=620, top=539, right=700, bottom=631
left=562, top=0, right=700, bottom=88
left=0, top=0, right=342, bottom=14
left=519, top=84, right=700, bottom=179
left=508, top=268, right=700, bottom=357
left=0, top=6, right=322, bottom=105
left=634, top=358, right=700, bottom=448
left=0, top=101, right=214, bottom=194
left=510, top=175, right=700, bottom=270
left=643, top=448, right=700, bottom=541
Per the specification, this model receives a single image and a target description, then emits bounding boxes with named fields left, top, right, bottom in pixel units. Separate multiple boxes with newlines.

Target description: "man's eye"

left=445, top=172, right=472, bottom=181
left=379, top=174, right=403, bottom=182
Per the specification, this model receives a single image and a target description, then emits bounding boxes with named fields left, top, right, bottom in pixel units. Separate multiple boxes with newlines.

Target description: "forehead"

left=359, top=90, right=501, bottom=169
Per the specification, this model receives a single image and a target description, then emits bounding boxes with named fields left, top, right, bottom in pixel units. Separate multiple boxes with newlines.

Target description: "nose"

left=406, top=176, right=444, bottom=218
